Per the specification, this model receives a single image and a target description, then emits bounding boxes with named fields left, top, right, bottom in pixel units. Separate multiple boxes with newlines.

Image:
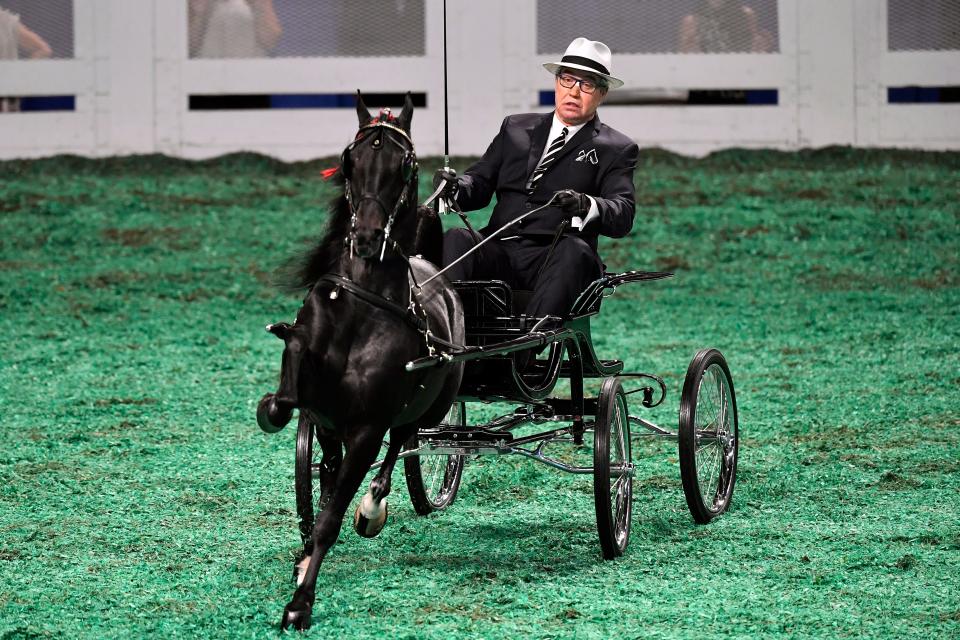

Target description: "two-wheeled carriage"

left=291, top=270, right=740, bottom=559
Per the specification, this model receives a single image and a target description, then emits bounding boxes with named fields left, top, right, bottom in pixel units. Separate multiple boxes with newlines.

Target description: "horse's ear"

left=397, top=92, right=414, bottom=132
left=356, top=91, right=372, bottom=127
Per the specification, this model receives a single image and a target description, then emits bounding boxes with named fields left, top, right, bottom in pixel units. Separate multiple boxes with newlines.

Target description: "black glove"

left=553, top=189, right=589, bottom=220
left=432, top=168, right=459, bottom=201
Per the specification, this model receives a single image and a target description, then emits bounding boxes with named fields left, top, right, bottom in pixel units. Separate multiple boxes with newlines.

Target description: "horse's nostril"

left=354, top=228, right=385, bottom=258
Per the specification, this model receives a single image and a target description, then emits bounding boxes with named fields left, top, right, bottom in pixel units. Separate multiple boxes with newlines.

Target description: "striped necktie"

left=526, top=127, right=568, bottom=194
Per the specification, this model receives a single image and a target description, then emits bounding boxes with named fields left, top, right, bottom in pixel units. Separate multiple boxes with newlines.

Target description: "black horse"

left=256, top=94, right=464, bottom=631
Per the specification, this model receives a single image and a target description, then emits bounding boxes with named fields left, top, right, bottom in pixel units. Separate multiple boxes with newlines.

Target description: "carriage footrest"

left=420, top=428, right=513, bottom=444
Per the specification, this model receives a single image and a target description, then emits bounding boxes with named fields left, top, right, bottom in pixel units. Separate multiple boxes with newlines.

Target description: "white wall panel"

left=0, top=61, right=93, bottom=94
left=180, top=59, right=439, bottom=94
left=602, top=105, right=795, bottom=144
left=853, top=0, right=960, bottom=147
left=0, top=0, right=96, bottom=158
left=880, top=105, right=960, bottom=143
left=0, top=113, right=96, bottom=156
left=882, top=52, right=960, bottom=84
left=0, top=0, right=958, bottom=160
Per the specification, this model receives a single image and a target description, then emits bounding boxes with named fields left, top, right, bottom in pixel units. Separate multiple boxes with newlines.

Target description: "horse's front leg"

left=257, top=323, right=304, bottom=432
left=282, top=427, right=385, bottom=631
left=297, top=428, right=342, bottom=566
left=353, top=424, right=416, bottom=538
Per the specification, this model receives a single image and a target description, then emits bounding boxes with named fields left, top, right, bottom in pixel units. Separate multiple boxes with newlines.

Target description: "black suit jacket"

left=455, top=111, right=639, bottom=252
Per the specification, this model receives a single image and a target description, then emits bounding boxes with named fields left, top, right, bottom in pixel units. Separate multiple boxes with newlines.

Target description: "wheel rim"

left=295, top=415, right=316, bottom=548
left=420, top=403, right=462, bottom=506
left=609, top=391, right=632, bottom=549
left=694, top=363, right=735, bottom=512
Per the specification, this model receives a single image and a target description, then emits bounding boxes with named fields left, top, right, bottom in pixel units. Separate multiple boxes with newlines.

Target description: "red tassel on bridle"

left=322, top=108, right=402, bottom=182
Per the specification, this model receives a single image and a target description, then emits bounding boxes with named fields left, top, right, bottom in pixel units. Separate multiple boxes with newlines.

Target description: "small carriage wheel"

left=678, top=348, right=739, bottom=524
left=403, top=402, right=466, bottom=515
left=294, top=413, right=317, bottom=551
left=594, top=377, right=633, bottom=559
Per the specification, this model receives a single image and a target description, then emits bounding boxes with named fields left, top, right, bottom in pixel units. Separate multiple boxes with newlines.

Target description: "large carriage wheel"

left=294, top=413, right=317, bottom=551
left=594, top=377, right=633, bottom=559
left=678, top=348, right=739, bottom=524
left=403, top=402, right=466, bottom=515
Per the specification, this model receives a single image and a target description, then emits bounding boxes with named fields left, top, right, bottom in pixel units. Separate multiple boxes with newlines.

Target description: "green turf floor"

left=1, top=148, right=958, bottom=638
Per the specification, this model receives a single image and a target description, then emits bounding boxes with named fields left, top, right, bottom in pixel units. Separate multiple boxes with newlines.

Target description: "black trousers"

left=442, top=227, right=602, bottom=318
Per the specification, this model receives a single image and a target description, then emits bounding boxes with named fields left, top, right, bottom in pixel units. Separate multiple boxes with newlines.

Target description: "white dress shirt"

left=538, top=112, right=600, bottom=231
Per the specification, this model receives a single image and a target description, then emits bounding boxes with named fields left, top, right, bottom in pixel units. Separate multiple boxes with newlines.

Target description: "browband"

left=355, top=120, right=414, bottom=147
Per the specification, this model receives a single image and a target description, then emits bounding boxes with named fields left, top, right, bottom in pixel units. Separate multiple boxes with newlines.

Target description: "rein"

left=419, top=191, right=563, bottom=287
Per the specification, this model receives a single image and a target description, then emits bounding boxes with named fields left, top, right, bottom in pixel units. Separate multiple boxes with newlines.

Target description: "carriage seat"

left=451, top=279, right=623, bottom=398
left=451, top=280, right=531, bottom=317
left=451, top=278, right=605, bottom=326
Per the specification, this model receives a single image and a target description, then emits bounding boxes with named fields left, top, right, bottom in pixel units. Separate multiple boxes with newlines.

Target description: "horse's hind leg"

left=316, top=431, right=343, bottom=513
left=282, top=428, right=384, bottom=631
left=353, top=424, right=416, bottom=538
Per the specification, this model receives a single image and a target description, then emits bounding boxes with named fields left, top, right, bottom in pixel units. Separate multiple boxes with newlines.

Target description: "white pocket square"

left=575, top=149, right=598, bottom=165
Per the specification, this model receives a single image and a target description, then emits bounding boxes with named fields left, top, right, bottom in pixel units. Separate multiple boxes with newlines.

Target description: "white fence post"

left=93, top=0, right=156, bottom=155
left=796, top=0, right=856, bottom=147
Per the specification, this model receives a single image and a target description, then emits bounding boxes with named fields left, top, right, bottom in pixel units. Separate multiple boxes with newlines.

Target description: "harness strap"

left=316, top=274, right=462, bottom=353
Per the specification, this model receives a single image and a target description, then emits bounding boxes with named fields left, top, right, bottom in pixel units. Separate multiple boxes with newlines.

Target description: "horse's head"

left=342, top=92, right=418, bottom=260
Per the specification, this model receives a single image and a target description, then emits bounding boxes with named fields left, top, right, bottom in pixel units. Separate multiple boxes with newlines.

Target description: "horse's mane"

left=281, top=187, right=351, bottom=291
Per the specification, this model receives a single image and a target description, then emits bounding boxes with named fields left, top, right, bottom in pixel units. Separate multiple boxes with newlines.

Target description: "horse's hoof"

left=280, top=601, right=312, bottom=631
left=353, top=496, right=388, bottom=538
left=257, top=393, right=292, bottom=433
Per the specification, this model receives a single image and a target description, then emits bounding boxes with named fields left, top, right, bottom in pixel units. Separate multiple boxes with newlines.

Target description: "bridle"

left=326, top=109, right=455, bottom=356
left=341, top=109, right=419, bottom=261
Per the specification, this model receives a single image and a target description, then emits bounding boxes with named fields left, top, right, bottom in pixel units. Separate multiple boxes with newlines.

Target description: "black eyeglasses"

left=557, top=72, right=606, bottom=94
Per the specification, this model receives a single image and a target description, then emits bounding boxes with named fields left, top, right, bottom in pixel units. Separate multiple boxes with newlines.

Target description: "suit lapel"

left=526, top=113, right=553, bottom=177
left=533, top=114, right=601, bottom=187
left=547, top=115, right=599, bottom=169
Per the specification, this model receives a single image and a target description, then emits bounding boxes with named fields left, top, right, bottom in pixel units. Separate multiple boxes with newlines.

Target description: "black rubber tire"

left=594, top=377, right=633, bottom=560
left=294, top=413, right=316, bottom=550
left=403, top=402, right=466, bottom=515
left=679, top=348, right=739, bottom=524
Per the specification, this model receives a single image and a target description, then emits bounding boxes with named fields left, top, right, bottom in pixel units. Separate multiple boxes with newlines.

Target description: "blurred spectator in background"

left=679, top=0, right=772, bottom=53
left=189, top=0, right=282, bottom=58
left=1, top=4, right=53, bottom=112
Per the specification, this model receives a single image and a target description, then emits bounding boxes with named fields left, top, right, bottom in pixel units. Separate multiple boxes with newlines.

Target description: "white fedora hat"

left=543, top=37, right=623, bottom=89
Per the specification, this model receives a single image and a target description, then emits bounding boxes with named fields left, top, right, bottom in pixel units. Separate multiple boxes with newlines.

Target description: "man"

left=436, top=37, right=639, bottom=320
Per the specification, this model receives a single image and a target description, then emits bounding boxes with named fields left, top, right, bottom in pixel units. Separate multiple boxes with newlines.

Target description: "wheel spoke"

left=612, top=419, right=625, bottom=463
left=428, top=455, right=445, bottom=500
left=614, top=481, right=630, bottom=540
left=695, top=435, right=720, bottom=501
left=618, top=399, right=630, bottom=461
